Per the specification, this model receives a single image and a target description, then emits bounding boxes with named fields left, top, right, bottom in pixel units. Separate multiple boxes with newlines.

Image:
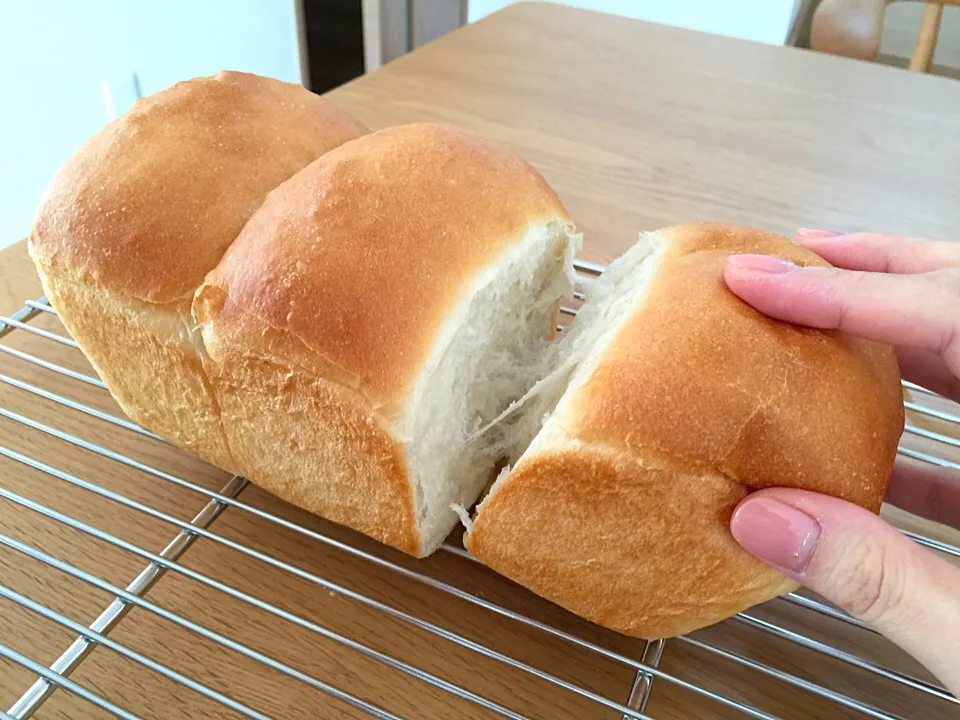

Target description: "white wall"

left=0, top=1, right=302, bottom=249
left=467, top=0, right=802, bottom=45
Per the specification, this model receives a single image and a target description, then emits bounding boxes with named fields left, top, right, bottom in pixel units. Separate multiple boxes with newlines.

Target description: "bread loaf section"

left=467, top=223, right=904, bottom=639
left=28, top=71, right=366, bottom=471
left=193, top=123, right=579, bottom=556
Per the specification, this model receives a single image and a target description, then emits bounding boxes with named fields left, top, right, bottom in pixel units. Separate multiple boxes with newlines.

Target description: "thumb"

left=731, top=488, right=960, bottom=696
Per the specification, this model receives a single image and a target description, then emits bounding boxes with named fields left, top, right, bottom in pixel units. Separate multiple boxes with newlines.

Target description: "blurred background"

left=2, top=0, right=957, bottom=250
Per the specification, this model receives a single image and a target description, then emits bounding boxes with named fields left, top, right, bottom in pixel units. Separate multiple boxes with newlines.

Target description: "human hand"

left=722, top=229, right=960, bottom=697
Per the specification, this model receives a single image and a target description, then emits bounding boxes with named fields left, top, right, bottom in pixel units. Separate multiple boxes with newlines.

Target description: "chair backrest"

left=812, top=0, right=960, bottom=72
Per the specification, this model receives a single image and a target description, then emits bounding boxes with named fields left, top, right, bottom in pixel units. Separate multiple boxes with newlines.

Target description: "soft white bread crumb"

left=406, top=219, right=581, bottom=552
left=472, top=232, right=664, bottom=513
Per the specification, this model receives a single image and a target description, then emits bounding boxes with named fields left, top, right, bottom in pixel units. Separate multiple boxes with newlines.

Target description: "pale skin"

left=723, top=229, right=960, bottom=697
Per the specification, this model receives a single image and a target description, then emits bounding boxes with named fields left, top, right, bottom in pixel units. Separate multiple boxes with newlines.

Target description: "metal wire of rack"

left=1, top=258, right=958, bottom=719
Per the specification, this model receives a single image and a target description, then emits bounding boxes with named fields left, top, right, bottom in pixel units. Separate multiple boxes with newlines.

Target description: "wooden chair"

left=811, top=0, right=960, bottom=72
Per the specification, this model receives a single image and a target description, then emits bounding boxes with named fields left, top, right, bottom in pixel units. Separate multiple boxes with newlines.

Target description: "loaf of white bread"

left=29, top=72, right=904, bottom=638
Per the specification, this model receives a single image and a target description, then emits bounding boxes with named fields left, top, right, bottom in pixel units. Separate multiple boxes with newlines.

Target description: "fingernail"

left=796, top=228, right=841, bottom=241
left=727, top=254, right=798, bottom=274
left=731, top=497, right=821, bottom=575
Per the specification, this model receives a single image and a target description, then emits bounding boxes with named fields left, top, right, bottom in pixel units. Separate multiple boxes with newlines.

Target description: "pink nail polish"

left=730, top=497, right=821, bottom=575
left=727, top=254, right=798, bottom=274
left=796, top=228, right=841, bottom=241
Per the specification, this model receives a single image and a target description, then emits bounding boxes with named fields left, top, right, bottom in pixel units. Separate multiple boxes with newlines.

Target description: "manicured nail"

left=730, top=497, right=821, bottom=575
left=796, top=228, right=841, bottom=241
left=727, top=254, right=798, bottom=274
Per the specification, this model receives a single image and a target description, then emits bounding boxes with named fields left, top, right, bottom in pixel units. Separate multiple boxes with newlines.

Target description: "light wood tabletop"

left=2, top=3, right=960, bottom=719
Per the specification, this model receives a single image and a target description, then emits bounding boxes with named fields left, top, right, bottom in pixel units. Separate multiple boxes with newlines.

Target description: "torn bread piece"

left=466, top=222, right=904, bottom=639
left=193, top=123, right=581, bottom=557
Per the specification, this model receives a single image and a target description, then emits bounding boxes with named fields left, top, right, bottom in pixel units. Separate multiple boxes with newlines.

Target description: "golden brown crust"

left=199, top=329, right=420, bottom=555
left=570, top=223, right=903, bottom=511
left=196, top=123, right=570, bottom=412
left=28, top=71, right=366, bottom=471
left=34, top=273, right=239, bottom=472
left=30, top=71, right=367, bottom=305
left=469, top=222, right=903, bottom=638
left=468, top=444, right=799, bottom=639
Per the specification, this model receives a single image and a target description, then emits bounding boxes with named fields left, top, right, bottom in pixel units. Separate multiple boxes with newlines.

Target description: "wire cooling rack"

left=1, top=258, right=959, bottom=719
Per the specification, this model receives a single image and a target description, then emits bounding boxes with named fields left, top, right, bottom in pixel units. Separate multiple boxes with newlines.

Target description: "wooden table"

left=2, top=3, right=960, bottom=719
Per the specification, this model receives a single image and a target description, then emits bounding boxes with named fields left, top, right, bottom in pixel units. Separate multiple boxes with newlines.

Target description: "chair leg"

left=909, top=1, right=944, bottom=72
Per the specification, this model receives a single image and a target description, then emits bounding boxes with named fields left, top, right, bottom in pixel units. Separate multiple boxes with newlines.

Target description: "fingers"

left=731, top=489, right=960, bottom=696
left=723, top=257, right=960, bottom=368
left=795, top=230, right=960, bottom=274
left=895, top=346, right=960, bottom=404
left=885, top=457, right=960, bottom=530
